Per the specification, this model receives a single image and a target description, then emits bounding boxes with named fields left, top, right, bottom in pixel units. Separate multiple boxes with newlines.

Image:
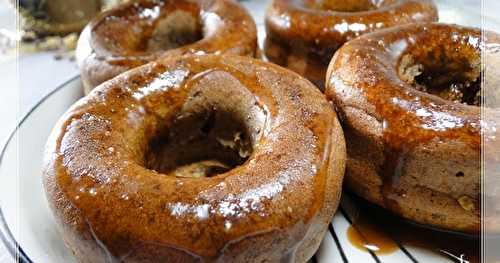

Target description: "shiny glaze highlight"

left=77, top=0, right=258, bottom=93
left=264, top=0, right=438, bottom=88
left=326, top=23, right=500, bottom=234
left=43, top=55, right=346, bottom=262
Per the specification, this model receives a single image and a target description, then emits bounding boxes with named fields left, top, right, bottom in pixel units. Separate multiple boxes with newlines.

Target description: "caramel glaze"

left=264, top=0, right=438, bottom=89
left=325, top=23, right=500, bottom=234
left=346, top=194, right=480, bottom=262
left=43, top=54, right=346, bottom=262
left=76, top=0, right=258, bottom=94
left=347, top=223, right=398, bottom=255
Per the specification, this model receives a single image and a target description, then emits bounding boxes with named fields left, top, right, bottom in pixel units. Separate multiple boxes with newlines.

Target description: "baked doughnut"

left=326, top=23, right=500, bottom=234
left=43, top=54, right=346, bottom=262
left=76, top=0, right=258, bottom=94
left=265, top=0, right=438, bottom=89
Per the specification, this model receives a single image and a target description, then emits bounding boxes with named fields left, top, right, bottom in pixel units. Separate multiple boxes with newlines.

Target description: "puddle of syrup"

left=344, top=193, right=479, bottom=262
left=347, top=222, right=398, bottom=255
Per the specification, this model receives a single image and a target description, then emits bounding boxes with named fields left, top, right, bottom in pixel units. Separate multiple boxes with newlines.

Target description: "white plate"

left=0, top=76, right=477, bottom=263
left=0, top=77, right=83, bottom=263
left=0, top=0, right=495, bottom=262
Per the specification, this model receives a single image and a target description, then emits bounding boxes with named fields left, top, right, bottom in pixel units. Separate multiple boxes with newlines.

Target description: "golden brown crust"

left=264, top=0, right=438, bottom=89
left=325, top=23, right=500, bottom=234
left=43, top=54, right=346, bottom=262
left=76, top=0, right=258, bottom=94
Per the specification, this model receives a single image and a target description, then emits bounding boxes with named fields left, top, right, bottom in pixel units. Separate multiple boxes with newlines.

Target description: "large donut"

left=265, top=0, right=438, bottom=89
left=43, top=54, right=346, bottom=262
left=76, top=0, right=258, bottom=94
left=325, top=23, right=500, bottom=234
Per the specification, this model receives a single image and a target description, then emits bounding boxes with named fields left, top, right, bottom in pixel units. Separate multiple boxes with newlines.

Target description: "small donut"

left=43, top=54, right=346, bottom=262
left=325, top=23, right=500, bottom=234
left=264, top=0, right=438, bottom=89
left=76, top=0, right=258, bottom=94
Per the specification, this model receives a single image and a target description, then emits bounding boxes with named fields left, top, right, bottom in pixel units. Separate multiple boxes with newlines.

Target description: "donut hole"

left=304, top=0, right=396, bottom=12
left=144, top=10, right=202, bottom=53
left=398, top=42, right=482, bottom=106
left=93, top=1, right=203, bottom=56
left=145, top=109, right=254, bottom=178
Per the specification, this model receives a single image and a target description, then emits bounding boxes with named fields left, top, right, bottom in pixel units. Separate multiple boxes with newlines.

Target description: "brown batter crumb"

left=145, top=108, right=253, bottom=178
left=304, top=0, right=395, bottom=12
left=146, top=10, right=202, bottom=52
left=399, top=51, right=482, bottom=106
left=173, top=160, right=230, bottom=178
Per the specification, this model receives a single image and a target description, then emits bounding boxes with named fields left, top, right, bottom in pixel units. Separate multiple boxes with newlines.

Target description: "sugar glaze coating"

left=77, top=0, right=258, bottom=93
left=43, top=55, right=346, bottom=262
left=326, top=23, right=500, bottom=234
left=265, top=0, right=438, bottom=89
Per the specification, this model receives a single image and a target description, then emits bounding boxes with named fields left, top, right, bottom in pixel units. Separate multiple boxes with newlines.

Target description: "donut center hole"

left=145, top=109, right=253, bottom=178
left=398, top=44, right=482, bottom=106
left=304, top=0, right=395, bottom=12
left=142, top=10, right=202, bottom=53
left=94, top=2, right=203, bottom=56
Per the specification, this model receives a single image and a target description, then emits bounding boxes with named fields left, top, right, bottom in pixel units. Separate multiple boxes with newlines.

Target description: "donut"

left=264, top=0, right=438, bottom=89
left=43, top=54, right=346, bottom=262
left=325, top=23, right=500, bottom=234
left=76, top=0, right=258, bottom=94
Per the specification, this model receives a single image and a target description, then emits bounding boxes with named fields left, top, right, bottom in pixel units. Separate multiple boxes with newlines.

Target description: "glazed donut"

left=326, top=23, right=500, bottom=234
left=76, top=0, right=258, bottom=94
left=43, top=54, right=346, bottom=262
left=264, top=0, right=438, bottom=89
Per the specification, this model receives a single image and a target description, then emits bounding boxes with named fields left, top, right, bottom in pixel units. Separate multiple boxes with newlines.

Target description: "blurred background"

left=0, top=0, right=499, bottom=262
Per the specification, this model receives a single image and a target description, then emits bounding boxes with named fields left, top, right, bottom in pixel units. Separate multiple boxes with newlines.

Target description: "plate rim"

left=0, top=73, right=481, bottom=263
left=0, top=75, right=80, bottom=263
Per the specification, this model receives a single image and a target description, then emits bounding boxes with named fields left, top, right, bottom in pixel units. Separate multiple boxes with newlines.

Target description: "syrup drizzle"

left=344, top=195, right=479, bottom=262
